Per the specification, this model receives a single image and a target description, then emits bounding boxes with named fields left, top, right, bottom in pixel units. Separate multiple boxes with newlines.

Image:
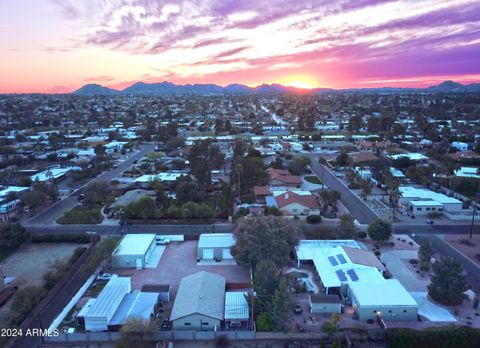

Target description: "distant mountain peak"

left=73, top=84, right=119, bottom=95
left=71, top=79, right=480, bottom=95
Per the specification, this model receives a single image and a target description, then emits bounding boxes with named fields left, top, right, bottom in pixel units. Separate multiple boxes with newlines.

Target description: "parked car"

left=294, top=304, right=303, bottom=314
left=97, top=273, right=113, bottom=281
left=161, top=318, right=170, bottom=330
left=77, top=194, right=85, bottom=201
left=426, top=220, right=434, bottom=225
left=156, top=237, right=171, bottom=245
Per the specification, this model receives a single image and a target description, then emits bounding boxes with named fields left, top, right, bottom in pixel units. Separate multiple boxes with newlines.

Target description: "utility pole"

left=470, top=206, right=476, bottom=239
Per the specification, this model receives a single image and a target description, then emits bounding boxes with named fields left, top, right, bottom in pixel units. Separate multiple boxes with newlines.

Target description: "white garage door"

left=135, top=258, right=143, bottom=269
left=222, top=248, right=233, bottom=259
left=203, top=249, right=214, bottom=260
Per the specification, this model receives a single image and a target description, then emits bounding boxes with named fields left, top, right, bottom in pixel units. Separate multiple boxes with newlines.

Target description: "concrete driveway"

left=381, top=250, right=429, bottom=292
left=410, top=292, right=457, bottom=322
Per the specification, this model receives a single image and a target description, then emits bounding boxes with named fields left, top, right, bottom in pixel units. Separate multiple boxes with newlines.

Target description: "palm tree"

left=231, top=163, right=243, bottom=197
left=329, top=190, right=341, bottom=212
left=360, top=179, right=372, bottom=200
left=386, top=177, right=401, bottom=221
left=319, top=189, right=331, bottom=214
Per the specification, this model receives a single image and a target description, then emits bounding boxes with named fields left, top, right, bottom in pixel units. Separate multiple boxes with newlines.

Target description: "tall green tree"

left=428, top=256, right=469, bottom=305
left=271, top=278, right=293, bottom=331
left=418, top=240, right=434, bottom=265
left=253, top=260, right=280, bottom=300
left=337, top=214, right=358, bottom=239
left=231, top=216, right=299, bottom=268
left=367, top=218, right=392, bottom=244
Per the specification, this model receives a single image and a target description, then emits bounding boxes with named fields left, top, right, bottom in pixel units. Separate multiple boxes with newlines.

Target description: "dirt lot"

left=115, top=241, right=251, bottom=293
left=0, top=243, right=86, bottom=329
left=444, top=234, right=480, bottom=267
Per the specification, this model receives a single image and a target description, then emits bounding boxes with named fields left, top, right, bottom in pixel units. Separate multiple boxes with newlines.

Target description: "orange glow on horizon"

left=277, top=75, right=320, bottom=89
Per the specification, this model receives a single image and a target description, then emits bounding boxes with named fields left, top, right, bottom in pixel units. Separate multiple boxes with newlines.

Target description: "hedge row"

left=31, top=233, right=91, bottom=244
left=386, top=327, right=480, bottom=348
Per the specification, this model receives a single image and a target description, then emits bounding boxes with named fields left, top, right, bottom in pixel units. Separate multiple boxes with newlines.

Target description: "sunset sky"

left=1, top=0, right=480, bottom=93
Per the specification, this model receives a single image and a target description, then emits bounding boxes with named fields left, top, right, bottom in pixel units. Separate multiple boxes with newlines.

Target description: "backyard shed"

left=309, top=294, right=342, bottom=314
left=224, top=291, right=249, bottom=325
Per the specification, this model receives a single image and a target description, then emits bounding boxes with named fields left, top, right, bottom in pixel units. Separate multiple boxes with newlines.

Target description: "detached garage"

left=197, top=233, right=235, bottom=261
left=309, top=294, right=342, bottom=314
left=112, top=234, right=156, bottom=269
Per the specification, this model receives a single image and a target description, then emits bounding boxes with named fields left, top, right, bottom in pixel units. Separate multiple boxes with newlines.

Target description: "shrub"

left=409, top=259, right=419, bottom=265
left=31, top=233, right=91, bottom=244
left=386, top=327, right=480, bottom=348
left=419, top=261, right=430, bottom=272
left=306, top=215, right=322, bottom=224
left=357, top=231, right=367, bottom=239
left=256, top=312, right=273, bottom=331
left=374, top=250, right=381, bottom=256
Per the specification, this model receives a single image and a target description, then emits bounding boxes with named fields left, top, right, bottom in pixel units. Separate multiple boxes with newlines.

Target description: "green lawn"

left=304, top=175, right=322, bottom=184
left=57, top=205, right=103, bottom=224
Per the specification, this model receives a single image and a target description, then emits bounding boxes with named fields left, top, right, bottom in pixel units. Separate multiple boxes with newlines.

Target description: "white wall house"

left=452, top=141, right=468, bottom=151
left=399, top=186, right=463, bottom=213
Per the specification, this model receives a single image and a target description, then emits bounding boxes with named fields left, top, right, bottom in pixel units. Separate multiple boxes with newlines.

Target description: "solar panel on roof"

left=347, top=269, right=359, bottom=281
left=336, top=254, right=347, bottom=264
left=335, top=270, right=347, bottom=282
left=328, top=256, right=338, bottom=266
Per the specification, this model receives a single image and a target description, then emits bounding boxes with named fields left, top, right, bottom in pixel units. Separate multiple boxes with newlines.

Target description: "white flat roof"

left=350, top=279, right=418, bottom=307
left=296, top=240, right=387, bottom=289
left=400, top=186, right=461, bottom=205
left=224, top=291, right=249, bottom=320
left=198, top=233, right=235, bottom=248
left=114, top=234, right=155, bottom=256
left=409, top=200, right=443, bottom=207
left=455, top=167, right=479, bottom=178
left=30, top=167, right=79, bottom=182
left=135, top=172, right=187, bottom=183
left=296, top=240, right=361, bottom=261
left=0, top=186, right=29, bottom=199
left=388, top=153, right=428, bottom=161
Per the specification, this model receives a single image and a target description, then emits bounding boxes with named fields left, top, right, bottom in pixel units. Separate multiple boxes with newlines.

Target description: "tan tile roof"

left=275, top=191, right=320, bottom=209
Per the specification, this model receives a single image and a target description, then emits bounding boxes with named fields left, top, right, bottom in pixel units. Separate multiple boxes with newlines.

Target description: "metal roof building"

left=171, top=271, right=226, bottom=331
left=84, top=275, right=131, bottom=331
left=112, top=234, right=156, bottom=269
left=108, top=291, right=159, bottom=329
left=197, top=233, right=235, bottom=261
left=224, top=292, right=249, bottom=321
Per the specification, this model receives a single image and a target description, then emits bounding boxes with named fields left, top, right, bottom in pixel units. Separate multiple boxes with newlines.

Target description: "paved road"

left=309, top=160, right=379, bottom=224
left=25, top=222, right=234, bottom=235
left=25, top=145, right=155, bottom=226
left=410, top=234, right=480, bottom=292
left=395, top=223, right=479, bottom=235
